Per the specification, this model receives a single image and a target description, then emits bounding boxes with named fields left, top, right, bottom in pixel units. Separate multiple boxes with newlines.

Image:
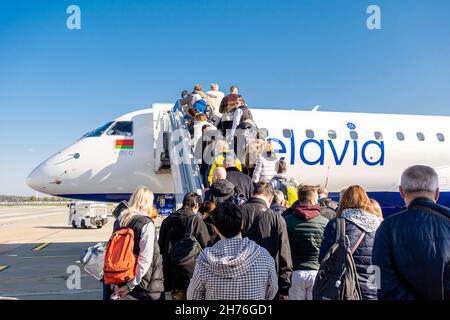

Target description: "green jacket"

left=284, top=204, right=328, bottom=271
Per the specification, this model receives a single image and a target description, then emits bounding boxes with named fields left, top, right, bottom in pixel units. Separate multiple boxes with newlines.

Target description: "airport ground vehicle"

left=68, top=202, right=108, bottom=229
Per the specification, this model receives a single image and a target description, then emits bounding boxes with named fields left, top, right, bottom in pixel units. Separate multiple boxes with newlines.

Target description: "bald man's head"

left=213, top=167, right=227, bottom=182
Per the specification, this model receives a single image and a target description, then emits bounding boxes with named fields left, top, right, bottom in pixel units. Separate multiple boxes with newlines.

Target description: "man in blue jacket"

left=373, top=165, right=450, bottom=300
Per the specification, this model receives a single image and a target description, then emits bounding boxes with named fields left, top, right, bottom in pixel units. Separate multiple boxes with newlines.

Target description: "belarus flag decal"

left=115, top=139, right=134, bottom=149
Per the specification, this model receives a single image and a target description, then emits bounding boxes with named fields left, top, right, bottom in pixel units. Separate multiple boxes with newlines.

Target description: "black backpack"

left=169, top=215, right=203, bottom=289
left=313, top=218, right=365, bottom=300
left=207, top=185, right=247, bottom=206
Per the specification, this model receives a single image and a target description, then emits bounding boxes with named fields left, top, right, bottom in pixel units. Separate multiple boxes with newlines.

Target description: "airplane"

left=26, top=103, right=450, bottom=216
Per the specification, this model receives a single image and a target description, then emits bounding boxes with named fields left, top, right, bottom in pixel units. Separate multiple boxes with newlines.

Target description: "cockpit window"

left=83, top=121, right=114, bottom=138
left=107, top=121, right=133, bottom=137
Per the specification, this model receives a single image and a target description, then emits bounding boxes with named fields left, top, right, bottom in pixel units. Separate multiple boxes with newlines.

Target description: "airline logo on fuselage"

left=267, top=124, right=385, bottom=167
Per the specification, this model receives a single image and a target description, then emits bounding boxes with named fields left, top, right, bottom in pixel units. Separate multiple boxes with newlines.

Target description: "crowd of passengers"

left=104, top=166, right=449, bottom=301
left=171, top=83, right=275, bottom=187
left=102, top=84, right=449, bottom=300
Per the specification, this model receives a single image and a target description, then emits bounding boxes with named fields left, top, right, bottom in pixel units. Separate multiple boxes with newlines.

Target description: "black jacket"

left=113, top=215, right=164, bottom=300
left=226, top=167, right=254, bottom=201
left=372, top=198, right=450, bottom=300
left=241, top=197, right=293, bottom=296
left=203, top=215, right=219, bottom=245
left=204, top=179, right=235, bottom=205
left=271, top=203, right=287, bottom=215
left=158, top=207, right=210, bottom=291
left=319, top=197, right=338, bottom=220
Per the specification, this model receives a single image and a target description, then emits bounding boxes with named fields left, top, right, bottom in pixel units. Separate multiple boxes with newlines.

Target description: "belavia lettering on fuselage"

left=268, top=130, right=385, bottom=167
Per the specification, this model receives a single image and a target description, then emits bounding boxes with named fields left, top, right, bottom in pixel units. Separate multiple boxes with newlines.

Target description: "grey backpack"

left=313, top=218, right=365, bottom=300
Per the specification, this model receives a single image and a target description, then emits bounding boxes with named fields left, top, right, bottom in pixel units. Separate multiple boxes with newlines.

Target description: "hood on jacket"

left=175, top=207, right=199, bottom=219
left=271, top=203, right=287, bottom=215
left=342, top=208, right=381, bottom=233
left=247, top=197, right=268, bottom=207
left=199, top=237, right=262, bottom=278
left=292, top=204, right=321, bottom=220
left=226, top=167, right=242, bottom=174
left=210, top=179, right=235, bottom=197
left=319, top=197, right=339, bottom=211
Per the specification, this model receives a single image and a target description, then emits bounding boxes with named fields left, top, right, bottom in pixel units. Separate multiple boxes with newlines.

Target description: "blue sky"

left=1, top=0, right=450, bottom=195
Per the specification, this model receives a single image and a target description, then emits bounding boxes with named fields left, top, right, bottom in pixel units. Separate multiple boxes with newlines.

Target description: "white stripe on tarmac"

left=15, top=255, right=78, bottom=259
left=0, top=289, right=101, bottom=298
left=0, top=212, right=62, bottom=224
left=0, top=207, right=63, bottom=214
left=0, top=211, right=63, bottom=219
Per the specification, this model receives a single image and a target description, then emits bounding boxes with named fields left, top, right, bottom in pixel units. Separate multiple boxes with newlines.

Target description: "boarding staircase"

left=154, top=107, right=204, bottom=210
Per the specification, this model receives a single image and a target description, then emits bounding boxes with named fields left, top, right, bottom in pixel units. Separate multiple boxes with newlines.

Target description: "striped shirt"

left=252, top=155, right=278, bottom=183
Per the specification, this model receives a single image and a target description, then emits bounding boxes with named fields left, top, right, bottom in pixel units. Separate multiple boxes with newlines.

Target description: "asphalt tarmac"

left=0, top=206, right=114, bottom=300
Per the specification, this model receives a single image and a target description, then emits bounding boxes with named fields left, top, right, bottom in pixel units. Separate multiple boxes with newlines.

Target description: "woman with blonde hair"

left=319, top=185, right=381, bottom=300
left=368, top=199, right=383, bottom=221
left=112, top=186, right=164, bottom=300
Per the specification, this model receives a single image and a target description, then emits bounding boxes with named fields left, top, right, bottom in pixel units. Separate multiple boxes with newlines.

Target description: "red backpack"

left=103, top=227, right=137, bottom=284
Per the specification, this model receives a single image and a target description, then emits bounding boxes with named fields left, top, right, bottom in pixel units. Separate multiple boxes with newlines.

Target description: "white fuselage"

left=27, top=104, right=450, bottom=211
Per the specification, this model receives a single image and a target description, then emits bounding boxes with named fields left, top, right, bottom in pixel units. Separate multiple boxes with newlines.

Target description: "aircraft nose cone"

left=26, top=166, right=47, bottom=192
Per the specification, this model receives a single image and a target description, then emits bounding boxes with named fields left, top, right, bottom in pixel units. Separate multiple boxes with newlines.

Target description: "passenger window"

left=396, top=132, right=405, bottom=141
left=258, top=128, right=269, bottom=140
left=328, top=130, right=337, bottom=139
left=349, top=131, right=358, bottom=140
left=107, top=121, right=133, bottom=136
left=282, top=129, right=292, bottom=138
left=305, top=129, right=315, bottom=139
left=437, top=133, right=445, bottom=142
left=417, top=132, right=425, bottom=141
left=374, top=131, right=383, bottom=140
